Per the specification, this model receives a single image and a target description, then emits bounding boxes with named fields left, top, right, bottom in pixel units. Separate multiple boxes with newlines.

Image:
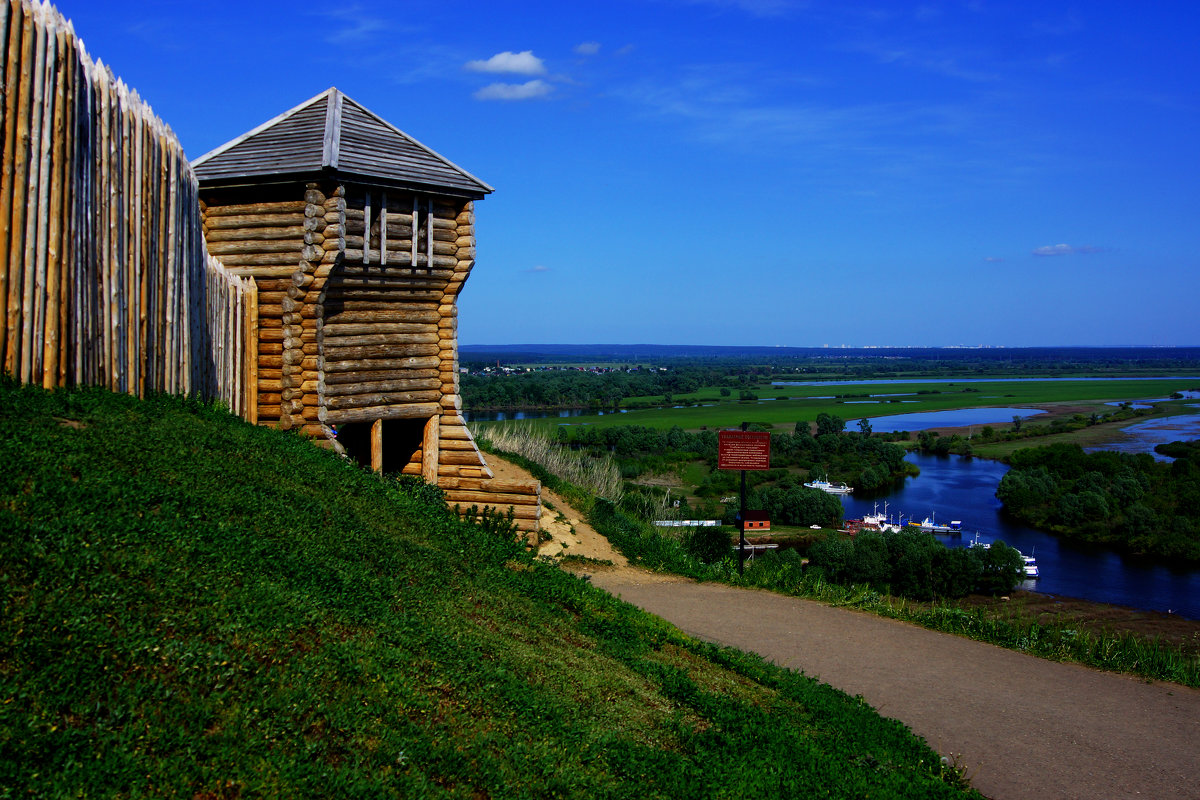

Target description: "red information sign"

left=718, top=430, right=771, bottom=471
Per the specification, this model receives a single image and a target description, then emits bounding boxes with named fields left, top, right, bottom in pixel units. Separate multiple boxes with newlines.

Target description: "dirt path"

left=593, top=577, right=1200, bottom=800
left=487, top=454, right=1200, bottom=799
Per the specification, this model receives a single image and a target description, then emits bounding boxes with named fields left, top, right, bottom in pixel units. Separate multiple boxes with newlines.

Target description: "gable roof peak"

left=192, top=87, right=492, bottom=198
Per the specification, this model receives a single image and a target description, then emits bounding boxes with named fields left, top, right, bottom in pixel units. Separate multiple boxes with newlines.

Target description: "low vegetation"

left=484, top=428, right=1200, bottom=688
left=0, top=381, right=979, bottom=798
left=996, top=442, right=1200, bottom=561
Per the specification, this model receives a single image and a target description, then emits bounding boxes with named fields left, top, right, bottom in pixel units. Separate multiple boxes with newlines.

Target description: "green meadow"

left=0, top=381, right=978, bottom=798
left=492, top=377, right=1199, bottom=433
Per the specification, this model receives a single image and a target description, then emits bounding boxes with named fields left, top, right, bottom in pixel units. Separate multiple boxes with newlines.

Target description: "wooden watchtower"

left=192, top=88, right=540, bottom=533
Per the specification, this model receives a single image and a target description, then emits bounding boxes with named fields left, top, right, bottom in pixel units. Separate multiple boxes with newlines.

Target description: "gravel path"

left=591, top=575, right=1200, bottom=800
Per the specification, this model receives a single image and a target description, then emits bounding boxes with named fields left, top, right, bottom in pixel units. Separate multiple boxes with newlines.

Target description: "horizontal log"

left=206, top=212, right=305, bottom=230
left=323, top=289, right=444, bottom=303
left=260, top=355, right=319, bottom=370
left=440, top=424, right=472, bottom=440
left=321, top=333, right=439, bottom=347
left=205, top=201, right=307, bottom=217
left=224, top=265, right=301, bottom=278
left=322, top=368, right=440, bottom=385
left=217, top=253, right=302, bottom=267
left=322, top=356, right=442, bottom=373
left=208, top=240, right=303, bottom=256
left=438, top=439, right=478, bottom=451
left=324, top=390, right=441, bottom=411
left=326, top=277, right=449, bottom=292
left=440, top=450, right=488, bottom=466
left=325, top=300, right=441, bottom=311
left=322, top=377, right=441, bottom=397
left=281, top=309, right=320, bottom=324
left=321, top=402, right=441, bottom=425
left=331, top=264, right=455, bottom=281
left=341, top=250, right=457, bottom=268
left=258, top=380, right=284, bottom=392
left=321, top=322, right=435, bottom=337
left=442, top=490, right=540, bottom=507
left=449, top=503, right=540, bottom=521
left=324, top=309, right=441, bottom=325
left=322, top=343, right=440, bottom=361
left=441, top=478, right=540, bottom=495
left=206, top=226, right=306, bottom=242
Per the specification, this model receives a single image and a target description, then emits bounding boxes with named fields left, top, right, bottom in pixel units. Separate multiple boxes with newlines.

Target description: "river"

left=842, top=453, right=1200, bottom=619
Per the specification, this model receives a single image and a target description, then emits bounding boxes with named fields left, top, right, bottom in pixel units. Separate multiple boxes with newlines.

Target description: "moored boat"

left=803, top=476, right=854, bottom=495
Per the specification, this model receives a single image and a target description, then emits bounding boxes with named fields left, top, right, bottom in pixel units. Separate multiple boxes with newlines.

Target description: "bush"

left=685, top=525, right=734, bottom=563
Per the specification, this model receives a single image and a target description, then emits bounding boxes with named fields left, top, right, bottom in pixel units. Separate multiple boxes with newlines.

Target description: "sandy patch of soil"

left=483, top=453, right=685, bottom=584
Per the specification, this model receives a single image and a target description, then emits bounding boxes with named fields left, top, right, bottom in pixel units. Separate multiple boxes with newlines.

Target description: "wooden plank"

left=246, top=277, right=259, bottom=424
left=0, top=2, right=26, bottom=365
left=422, top=414, right=439, bottom=484
left=371, top=417, right=382, bottom=473
left=321, top=401, right=439, bottom=425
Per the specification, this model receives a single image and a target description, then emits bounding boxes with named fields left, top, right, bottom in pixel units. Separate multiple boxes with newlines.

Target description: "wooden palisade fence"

left=0, top=0, right=251, bottom=411
left=0, top=0, right=536, bottom=533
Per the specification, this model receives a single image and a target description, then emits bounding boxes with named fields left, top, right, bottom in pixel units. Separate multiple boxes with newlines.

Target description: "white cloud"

left=575, top=41, right=601, bottom=56
left=984, top=256, right=1003, bottom=262
left=473, top=80, right=552, bottom=101
left=526, top=265, right=551, bottom=273
left=465, top=50, right=546, bottom=75
left=1032, top=243, right=1102, bottom=256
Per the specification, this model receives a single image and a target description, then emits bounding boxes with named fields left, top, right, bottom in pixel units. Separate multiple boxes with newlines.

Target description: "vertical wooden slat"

left=362, top=190, right=370, bottom=265
left=380, top=190, right=387, bottom=265
left=371, top=418, right=383, bottom=473
left=410, top=194, right=420, bottom=267
left=17, top=7, right=46, bottom=383
left=0, top=0, right=25, bottom=364
left=246, top=276, right=258, bottom=424
left=41, top=21, right=66, bottom=388
left=422, top=414, right=439, bottom=484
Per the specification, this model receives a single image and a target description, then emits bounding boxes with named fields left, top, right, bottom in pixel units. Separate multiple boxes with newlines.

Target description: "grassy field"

left=0, top=381, right=979, bottom=799
left=486, top=377, right=1200, bottom=433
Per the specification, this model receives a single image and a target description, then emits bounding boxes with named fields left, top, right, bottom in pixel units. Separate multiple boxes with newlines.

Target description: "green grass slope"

left=0, top=381, right=977, bottom=799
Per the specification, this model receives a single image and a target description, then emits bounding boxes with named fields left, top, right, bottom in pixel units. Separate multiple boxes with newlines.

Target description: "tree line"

left=996, top=442, right=1200, bottom=561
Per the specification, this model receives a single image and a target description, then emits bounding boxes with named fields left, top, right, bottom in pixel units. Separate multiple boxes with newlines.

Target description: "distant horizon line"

left=460, top=343, right=1200, bottom=350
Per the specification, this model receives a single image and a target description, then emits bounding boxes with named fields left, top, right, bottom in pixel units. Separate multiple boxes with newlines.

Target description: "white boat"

left=906, top=512, right=962, bottom=535
left=803, top=476, right=854, bottom=495
left=967, top=534, right=1040, bottom=578
left=862, top=502, right=904, bottom=533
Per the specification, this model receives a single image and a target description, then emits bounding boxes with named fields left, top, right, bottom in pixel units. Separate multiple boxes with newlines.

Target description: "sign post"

left=717, top=424, right=771, bottom=574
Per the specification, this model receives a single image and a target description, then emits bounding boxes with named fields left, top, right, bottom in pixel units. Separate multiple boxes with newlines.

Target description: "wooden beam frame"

left=422, top=414, right=439, bottom=484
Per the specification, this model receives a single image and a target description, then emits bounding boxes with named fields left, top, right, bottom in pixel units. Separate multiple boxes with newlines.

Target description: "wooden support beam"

left=371, top=418, right=383, bottom=473
left=423, top=415, right=439, bottom=484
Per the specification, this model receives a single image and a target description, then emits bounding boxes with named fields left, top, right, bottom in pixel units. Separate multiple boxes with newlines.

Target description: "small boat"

left=803, top=476, right=854, bottom=495
left=906, top=512, right=962, bottom=535
left=967, top=534, right=1040, bottom=578
left=861, top=502, right=903, bottom=533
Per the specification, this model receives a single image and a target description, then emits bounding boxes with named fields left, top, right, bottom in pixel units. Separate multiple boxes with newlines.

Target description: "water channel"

left=843, top=453, right=1200, bottom=619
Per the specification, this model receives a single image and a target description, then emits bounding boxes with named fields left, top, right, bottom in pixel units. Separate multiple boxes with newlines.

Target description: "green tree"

left=816, top=412, right=845, bottom=436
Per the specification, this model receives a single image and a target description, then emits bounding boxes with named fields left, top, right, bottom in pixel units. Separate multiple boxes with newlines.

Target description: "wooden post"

left=371, top=417, right=383, bottom=473
left=246, top=276, right=258, bottom=424
left=422, top=414, right=439, bottom=484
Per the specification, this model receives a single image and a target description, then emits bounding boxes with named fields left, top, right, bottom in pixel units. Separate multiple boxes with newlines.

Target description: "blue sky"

left=55, top=1, right=1199, bottom=347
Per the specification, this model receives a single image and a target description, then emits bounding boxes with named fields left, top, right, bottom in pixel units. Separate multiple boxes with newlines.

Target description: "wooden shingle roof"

left=192, top=88, right=492, bottom=198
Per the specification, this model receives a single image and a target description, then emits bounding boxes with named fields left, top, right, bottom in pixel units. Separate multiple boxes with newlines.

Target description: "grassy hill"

left=0, top=380, right=978, bottom=798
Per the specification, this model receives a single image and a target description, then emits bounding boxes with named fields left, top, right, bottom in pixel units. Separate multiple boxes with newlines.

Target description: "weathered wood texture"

left=0, top=0, right=245, bottom=408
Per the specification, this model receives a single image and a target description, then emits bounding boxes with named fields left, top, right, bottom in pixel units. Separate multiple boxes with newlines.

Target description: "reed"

left=474, top=421, right=624, bottom=503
